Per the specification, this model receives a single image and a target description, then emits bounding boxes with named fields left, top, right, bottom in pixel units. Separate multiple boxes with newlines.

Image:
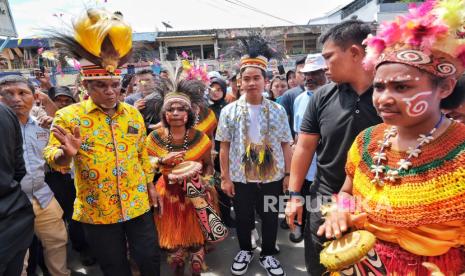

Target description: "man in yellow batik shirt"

left=43, top=9, right=161, bottom=276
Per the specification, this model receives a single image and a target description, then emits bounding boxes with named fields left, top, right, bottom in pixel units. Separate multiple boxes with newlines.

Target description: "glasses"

left=166, top=106, right=188, bottom=113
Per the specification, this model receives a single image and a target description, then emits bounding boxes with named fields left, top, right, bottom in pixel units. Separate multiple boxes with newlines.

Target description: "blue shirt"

left=20, top=117, right=54, bottom=208
left=124, top=92, right=143, bottom=106
left=293, top=91, right=317, bottom=181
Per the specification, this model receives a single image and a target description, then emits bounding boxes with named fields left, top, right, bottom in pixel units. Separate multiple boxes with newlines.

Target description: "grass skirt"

left=154, top=176, right=219, bottom=250
left=375, top=240, right=465, bottom=275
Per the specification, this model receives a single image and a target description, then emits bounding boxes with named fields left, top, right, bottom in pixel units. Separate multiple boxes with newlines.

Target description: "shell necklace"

left=371, top=114, right=444, bottom=186
left=166, top=129, right=190, bottom=152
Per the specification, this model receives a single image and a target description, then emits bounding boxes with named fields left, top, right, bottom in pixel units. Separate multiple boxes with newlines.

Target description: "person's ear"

left=438, top=77, right=457, bottom=100
left=349, top=44, right=365, bottom=61
left=82, top=80, right=90, bottom=90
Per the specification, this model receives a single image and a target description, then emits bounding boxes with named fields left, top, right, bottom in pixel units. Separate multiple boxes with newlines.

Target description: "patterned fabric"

left=346, top=122, right=465, bottom=258
left=146, top=128, right=213, bottom=249
left=195, top=108, right=217, bottom=137
left=215, top=96, right=293, bottom=183
left=146, top=128, right=211, bottom=161
left=44, top=99, right=153, bottom=224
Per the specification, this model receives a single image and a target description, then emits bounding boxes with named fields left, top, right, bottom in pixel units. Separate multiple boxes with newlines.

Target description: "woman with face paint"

left=145, top=79, right=217, bottom=276
left=318, top=1, right=465, bottom=274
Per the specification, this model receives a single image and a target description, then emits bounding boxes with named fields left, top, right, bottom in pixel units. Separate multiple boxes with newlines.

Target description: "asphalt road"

left=63, top=214, right=308, bottom=276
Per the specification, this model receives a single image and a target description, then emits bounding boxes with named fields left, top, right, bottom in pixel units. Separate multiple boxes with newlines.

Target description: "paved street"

left=66, top=214, right=308, bottom=276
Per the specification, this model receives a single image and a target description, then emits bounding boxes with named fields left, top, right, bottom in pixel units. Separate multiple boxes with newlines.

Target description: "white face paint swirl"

left=401, top=91, right=432, bottom=117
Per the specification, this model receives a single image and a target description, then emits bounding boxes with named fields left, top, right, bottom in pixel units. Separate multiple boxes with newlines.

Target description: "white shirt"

left=247, top=103, right=262, bottom=144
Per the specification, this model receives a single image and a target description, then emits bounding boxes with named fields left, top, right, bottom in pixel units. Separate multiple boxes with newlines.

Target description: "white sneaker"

left=259, top=255, right=286, bottom=276
left=251, top=228, right=259, bottom=250
left=231, top=250, right=254, bottom=275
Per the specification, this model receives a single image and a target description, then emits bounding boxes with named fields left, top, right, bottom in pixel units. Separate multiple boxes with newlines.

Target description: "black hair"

left=286, top=70, right=295, bottom=82
left=136, top=69, right=155, bottom=76
left=0, top=75, right=35, bottom=94
left=270, top=75, right=286, bottom=88
left=160, top=105, right=197, bottom=129
left=269, top=75, right=287, bottom=100
left=239, top=66, right=267, bottom=79
left=318, top=20, right=372, bottom=49
left=440, top=75, right=465, bottom=110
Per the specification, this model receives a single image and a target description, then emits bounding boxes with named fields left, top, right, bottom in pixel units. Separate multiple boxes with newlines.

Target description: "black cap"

left=295, top=56, right=306, bottom=66
left=50, top=86, right=76, bottom=102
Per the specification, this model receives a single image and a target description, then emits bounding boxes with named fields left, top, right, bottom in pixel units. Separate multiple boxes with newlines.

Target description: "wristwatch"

left=288, top=191, right=301, bottom=198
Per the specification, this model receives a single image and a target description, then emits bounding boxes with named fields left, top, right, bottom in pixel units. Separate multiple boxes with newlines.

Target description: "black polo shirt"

left=300, top=82, right=382, bottom=196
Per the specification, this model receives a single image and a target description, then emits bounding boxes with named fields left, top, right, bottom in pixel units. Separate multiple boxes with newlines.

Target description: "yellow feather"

left=73, top=9, right=132, bottom=59
left=182, top=59, right=192, bottom=70
left=108, top=21, right=132, bottom=57
left=436, top=0, right=465, bottom=29
left=246, top=144, right=251, bottom=158
left=73, top=10, right=106, bottom=57
left=258, top=148, right=265, bottom=164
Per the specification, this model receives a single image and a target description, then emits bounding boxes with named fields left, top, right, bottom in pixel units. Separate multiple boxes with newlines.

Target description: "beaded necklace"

left=165, top=129, right=190, bottom=152
left=371, top=114, right=444, bottom=185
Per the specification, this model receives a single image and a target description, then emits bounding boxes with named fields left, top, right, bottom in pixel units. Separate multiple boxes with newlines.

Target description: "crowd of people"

left=1, top=1, right=465, bottom=276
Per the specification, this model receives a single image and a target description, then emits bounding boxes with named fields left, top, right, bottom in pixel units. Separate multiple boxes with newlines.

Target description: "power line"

left=224, top=0, right=298, bottom=25
left=197, top=0, right=231, bottom=14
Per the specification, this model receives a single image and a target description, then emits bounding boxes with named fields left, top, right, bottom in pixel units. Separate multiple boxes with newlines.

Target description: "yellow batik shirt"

left=44, top=99, right=154, bottom=224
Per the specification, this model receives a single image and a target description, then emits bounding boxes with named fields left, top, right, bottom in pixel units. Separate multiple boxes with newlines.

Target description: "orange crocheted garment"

left=346, top=122, right=465, bottom=258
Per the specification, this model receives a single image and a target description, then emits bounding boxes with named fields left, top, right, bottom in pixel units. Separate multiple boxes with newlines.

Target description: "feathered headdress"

left=142, top=61, right=207, bottom=122
left=52, top=8, right=133, bottom=80
left=227, top=32, right=281, bottom=71
left=363, top=0, right=465, bottom=78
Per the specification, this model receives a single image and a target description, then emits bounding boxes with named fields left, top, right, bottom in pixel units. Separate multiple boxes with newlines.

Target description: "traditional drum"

left=320, top=230, right=387, bottom=275
left=168, top=161, right=228, bottom=242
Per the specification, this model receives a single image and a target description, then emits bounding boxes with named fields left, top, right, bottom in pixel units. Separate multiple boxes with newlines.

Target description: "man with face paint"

left=319, top=1, right=465, bottom=274
left=43, top=9, right=161, bottom=276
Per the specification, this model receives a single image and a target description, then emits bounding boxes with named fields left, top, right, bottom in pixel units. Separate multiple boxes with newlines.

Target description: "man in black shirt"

left=284, top=20, right=382, bottom=275
left=0, top=102, right=34, bottom=275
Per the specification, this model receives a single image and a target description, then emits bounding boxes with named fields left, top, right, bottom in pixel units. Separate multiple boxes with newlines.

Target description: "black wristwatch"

left=288, top=191, right=301, bottom=198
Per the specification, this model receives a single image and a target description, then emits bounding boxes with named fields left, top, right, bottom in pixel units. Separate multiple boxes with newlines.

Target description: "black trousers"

left=82, top=211, right=161, bottom=276
left=304, top=193, right=327, bottom=276
left=233, top=180, right=282, bottom=256
left=0, top=201, right=34, bottom=276
left=0, top=249, right=28, bottom=276
left=300, top=180, right=312, bottom=229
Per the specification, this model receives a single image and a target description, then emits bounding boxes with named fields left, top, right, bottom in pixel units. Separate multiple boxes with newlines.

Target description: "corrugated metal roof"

left=0, top=38, right=50, bottom=49
left=132, top=32, right=157, bottom=42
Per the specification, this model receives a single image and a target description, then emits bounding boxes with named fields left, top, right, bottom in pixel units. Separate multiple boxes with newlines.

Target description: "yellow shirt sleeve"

left=135, top=111, right=154, bottom=184
left=43, top=109, right=72, bottom=172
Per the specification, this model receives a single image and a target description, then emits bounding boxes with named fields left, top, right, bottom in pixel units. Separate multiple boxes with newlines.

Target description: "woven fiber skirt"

left=375, top=239, right=465, bottom=275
